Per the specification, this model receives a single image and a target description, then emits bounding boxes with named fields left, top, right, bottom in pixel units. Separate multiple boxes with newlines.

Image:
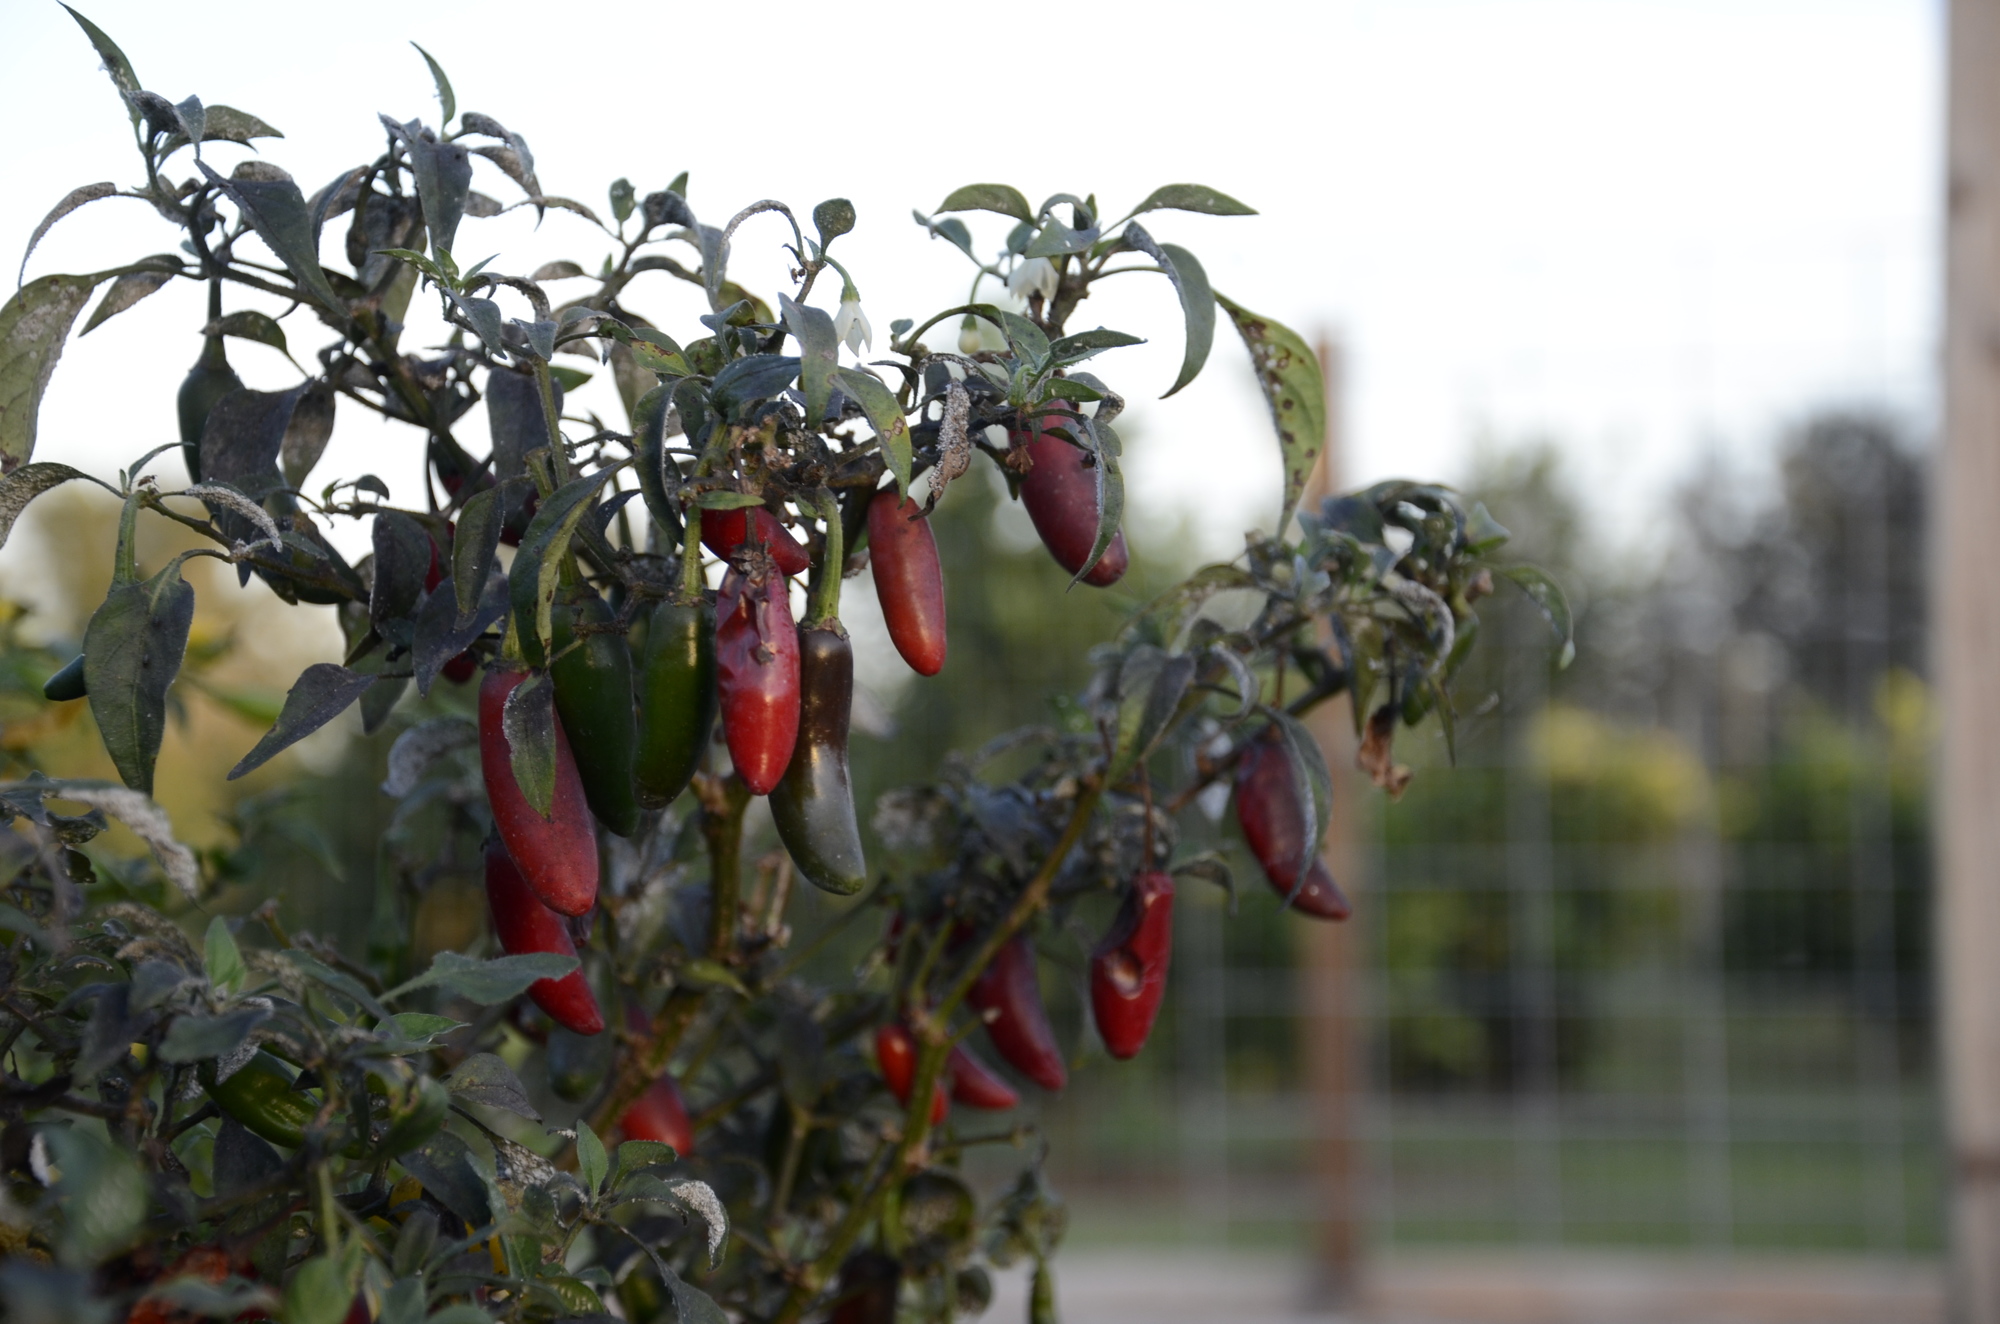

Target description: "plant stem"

left=806, top=488, right=842, bottom=628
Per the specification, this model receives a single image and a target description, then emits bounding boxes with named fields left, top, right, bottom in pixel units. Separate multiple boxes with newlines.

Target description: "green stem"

left=891, top=304, right=1006, bottom=357
left=679, top=507, right=705, bottom=602
left=806, top=488, right=842, bottom=627
left=531, top=359, right=575, bottom=488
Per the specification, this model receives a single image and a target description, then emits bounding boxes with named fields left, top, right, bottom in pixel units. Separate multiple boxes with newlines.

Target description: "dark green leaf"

left=80, top=264, right=174, bottom=335
left=414, top=576, right=504, bottom=697
left=397, top=1130, right=492, bottom=1228
left=501, top=670, right=556, bottom=816
left=386, top=950, right=578, bottom=1005
left=212, top=1119, right=283, bottom=1200
left=279, top=382, right=334, bottom=487
left=61, top=6, right=141, bottom=127
left=709, top=354, right=800, bottom=416
left=1046, top=328, right=1144, bottom=365
left=446, top=291, right=505, bottom=356
left=1217, top=293, right=1324, bottom=533
left=508, top=466, right=620, bottom=668
left=209, top=309, right=287, bottom=354
left=1023, top=218, right=1099, bottom=259
left=370, top=510, right=433, bottom=635
left=451, top=477, right=520, bottom=616
left=1466, top=501, right=1510, bottom=553
left=936, top=184, right=1033, bottom=223
left=1129, top=183, right=1256, bottom=217
left=447, top=1052, right=540, bottom=1121
left=84, top=558, right=194, bottom=794
left=385, top=1013, right=463, bottom=1044
left=157, top=1006, right=268, bottom=1064
left=997, top=311, right=1049, bottom=368
left=198, top=163, right=345, bottom=318
left=410, top=43, right=456, bottom=126
left=912, top=211, right=977, bottom=262
left=609, top=178, right=635, bottom=225
left=780, top=295, right=837, bottom=423
left=159, top=104, right=282, bottom=155
left=831, top=367, right=912, bottom=495
left=0, top=462, right=88, bottom=552
left=1499, top=564, right=1575, bottom=668
left=170, top=96, right=204, bottom=155
left=1122, top=225, right=1214, bottom=397
left=0, top=272, right=107, bottom=471
left=813, top=197, right=855, bottom=247
left=281, top=950, right=393, bottom=1023
left=383, top=119, right=472, bottom=261
left=18, top=184, right=118, bottom=287
left=532, top=260, right=584, bottom=281
left=226, top=663, right=376, bottom=780
left=547, top=364, right=591, bottom=392
left=612, top=1141, right=681, bottom=1185
left=575, top=1119, right=608, bottom=1198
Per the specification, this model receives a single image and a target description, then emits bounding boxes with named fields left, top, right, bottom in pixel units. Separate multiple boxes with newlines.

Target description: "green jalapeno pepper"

left=550, top=584, right=640, bottom=838
left=199, top=1050, right=316, bottom=1149
left=634, top=598, right=717, bottom=811
left=769, top=623, right=867, bottom=895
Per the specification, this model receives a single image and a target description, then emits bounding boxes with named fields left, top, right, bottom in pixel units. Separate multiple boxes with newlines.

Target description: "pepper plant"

left=0, top=13, right=1569, bottom=1324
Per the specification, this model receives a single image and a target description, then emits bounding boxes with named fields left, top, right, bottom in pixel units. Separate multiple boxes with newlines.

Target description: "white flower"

left=834, top=297, right=872, bottom=357
left=1007, top=256, right=1058, bottom=304
left=958, top=316, right=983, bottom=355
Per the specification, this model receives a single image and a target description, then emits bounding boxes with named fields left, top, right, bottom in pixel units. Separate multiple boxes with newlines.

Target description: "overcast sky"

left=1, top=0, right=1941, bottom=566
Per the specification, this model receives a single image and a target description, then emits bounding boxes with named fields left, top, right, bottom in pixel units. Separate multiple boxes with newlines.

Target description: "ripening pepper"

left=875, top=1023, right=947, bottom=1125
left=177, top=332, right=243, bottom=483
left=701, top=506, right=812, bottom=577
left=634, top=598, right=717, bottom=810
left=770, top=624, right=867, bottom=895
left=482, top=835, right=604, bottom=1035
left=549, top=586, right=640, bottom=837
left=1233, top=732, right=1353, bottom=920
left=620, top=1073, right=695, bottom=1157
left=1009, top=401, right=1128, bottom=587
left=478, top=667, right=599, bottom=916
left=968, top=935, right=1067, bottom=1092
left=1090, top=871, right=1176, bottom=1059
left=715, top=565, right=801, bottom=797
left=947, top=1044, right=1020, bottom=1111
left=866, top=491, right=947, bottom=676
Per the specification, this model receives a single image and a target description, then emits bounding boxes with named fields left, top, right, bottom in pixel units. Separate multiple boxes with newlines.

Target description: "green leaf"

left=61, top=6, right=141, bottom=128
left=1499, top=564, right=1575, bottom=668
left=613, top=1140, right=681, bottom=1184
left=18, top=183, right=121, bottom=288
left=280, top=382, right=335, bottom=488
left=198, top=163, right=345, bottom=319
left=79, top=264, right=174, bottom=335
left=397, top=1131, right=492, bottom=1228
left=709, top=354, right=801, bottom=416
left=203, top=915, right=245, bottom=993
left=159, top=104, right=283, bottom=155
left=1217, top=293, right=1324, bottom=533
left=609, top=178, right=635, bottom=225
left=547, top=364, right=592, bottom=392
left=1109, top=648, right=1197, bottom=781
left=0, top=272, right=108, bottom=471
left=226, top=663, right=376, bottom=780
left=157, top=1006, right=267, bottom=1064
left=0, top=462, right=88, bottom=552
left=446, top=1052, right=541, bottom=1121
left=45, top=1125, right=146, bottom=1267
left=396, top=123, right=473, bottom=260
left=574, top=1119, right=608, bottom=1198
left=631, top=384, right=681, bottom=539
left=1128, top=183, right=1257, bottom=217
left=831, top=367, right=912, bottom=496
left=451, top=477, right=519, bottom=618
left=780, top=294, right=837, bottom=423
left=385, top=1013, right=463, bottom=1044
left=1122, top=225, right=1215, bottom=397
left=501, top=670, right=556, bottom=816
left=384, top=950, right=579, bottom=1005
left=997, top=311, right=1050, bottom=368
left=936, top=184, right=1033, bottom=223
left=210, top=309, right=287, bottom=354
left=1070, top=422, right=1125, bottom=590
left=1046, top=328, right=1144, bottom=365
left=411, top=43, right=456, bottom=126
left=813, top=197, right=856, bottom=247
left=84, top=557, right=194, bottom=795
left=912, top=210, right=978, bottom=262
left=507, top=466, right=621, bottom=668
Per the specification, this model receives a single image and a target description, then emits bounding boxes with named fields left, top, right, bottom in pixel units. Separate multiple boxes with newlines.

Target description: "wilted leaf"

left=0, top=272, right=106, bottom=471
left=226, top=663, right=376, bottom=780
left=381, top=718, right=475, bottom=796
left=1217, top=293, right=1324, bottom=533
left=79, top=264, right=174, bottom=335
left=47, top=781, right=198, bottom=896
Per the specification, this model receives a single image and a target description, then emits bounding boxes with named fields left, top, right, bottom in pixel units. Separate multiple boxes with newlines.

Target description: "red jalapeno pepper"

left=875, top=1023, right=947, bottom=1125
left=715, top=564, right=801, bottom=797
left=1234, top=732, right=1352, bottom=920
left=701, top=507, right=811, bottom=577
left=1009, top=402, right=1128, bottom=587
left=866, top=491, right=947, bottom=676
left=479, top=666, right=600, bottom=916
left=968, top=935, right=1067, bottom=1092
left=947, top=1044, right=1020, bottom=1111
left=620, top=1073, right=695, bottom=1157
left=1090, top=871, right=1176, bottom=1059
left=482, top=836, right=604, bottom=1036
